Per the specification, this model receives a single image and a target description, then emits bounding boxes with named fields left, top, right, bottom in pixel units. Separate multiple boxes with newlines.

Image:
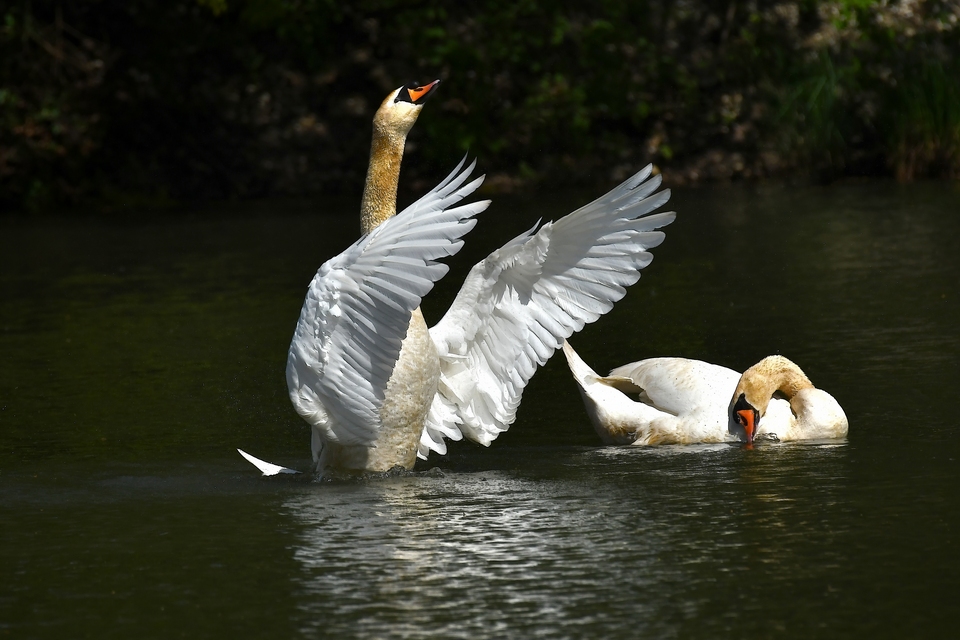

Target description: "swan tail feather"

left=562, top=340, right=599, bottom=388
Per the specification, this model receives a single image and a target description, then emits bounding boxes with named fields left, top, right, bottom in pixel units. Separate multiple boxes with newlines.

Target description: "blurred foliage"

left=1, top=0, right=958, bottom=212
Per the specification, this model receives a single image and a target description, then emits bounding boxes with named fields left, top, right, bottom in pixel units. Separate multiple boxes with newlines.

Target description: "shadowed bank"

left=2, top=1, right=959, bottom=212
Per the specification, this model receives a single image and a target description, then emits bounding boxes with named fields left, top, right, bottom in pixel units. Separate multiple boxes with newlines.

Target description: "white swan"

left=562, top=341, right=848, bottom=445
left=242, top=80, right=675, bottom=475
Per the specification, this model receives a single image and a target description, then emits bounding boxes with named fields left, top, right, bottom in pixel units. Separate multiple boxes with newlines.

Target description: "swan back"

left=609, top=357, right=740, bottom=417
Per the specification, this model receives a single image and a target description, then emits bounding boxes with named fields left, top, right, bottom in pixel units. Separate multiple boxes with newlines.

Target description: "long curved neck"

left=740, top=356, right=815, bottom=414
left=360, top=127, right=406, bottom=234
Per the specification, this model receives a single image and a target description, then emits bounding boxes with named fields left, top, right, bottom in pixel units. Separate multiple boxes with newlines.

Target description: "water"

left=2, top=180, right=959, bottom=638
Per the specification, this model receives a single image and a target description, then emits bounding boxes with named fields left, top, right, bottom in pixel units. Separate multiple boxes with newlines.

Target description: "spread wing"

left=286, top=158, right=489, bottom=447
left=420, top=165, right=675, bottom=457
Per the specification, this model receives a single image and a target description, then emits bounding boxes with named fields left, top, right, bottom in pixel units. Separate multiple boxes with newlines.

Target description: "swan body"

left=563, top=341, right=848, bottom=445
left=274, top=80, right=675, bottom=475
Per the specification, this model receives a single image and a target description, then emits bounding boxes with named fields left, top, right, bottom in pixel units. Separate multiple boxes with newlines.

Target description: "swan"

left=240, top=80, right=675, bottom=475
left=562, top=341, right=848, bottom=445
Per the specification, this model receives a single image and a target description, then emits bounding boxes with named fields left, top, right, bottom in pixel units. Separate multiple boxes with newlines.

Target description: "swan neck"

left=740, top=356, right=815, bottom=414
left=360, top=127, right=405, bottom=234
left=778, top=371, right=815, bottom=401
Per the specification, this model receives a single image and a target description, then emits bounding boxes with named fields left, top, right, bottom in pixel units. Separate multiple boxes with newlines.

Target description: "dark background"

left=2, top=0, right=959, bottom=213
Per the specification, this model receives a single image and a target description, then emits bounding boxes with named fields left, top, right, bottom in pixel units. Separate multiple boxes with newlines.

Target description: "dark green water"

left=2, top=180, right=959, bottom=638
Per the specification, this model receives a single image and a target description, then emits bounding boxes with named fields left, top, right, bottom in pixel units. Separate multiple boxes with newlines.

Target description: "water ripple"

left=282, top=443, right=863, bottom=638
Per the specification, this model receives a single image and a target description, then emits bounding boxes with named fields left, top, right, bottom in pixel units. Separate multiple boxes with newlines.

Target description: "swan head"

left=728, top=355, right=814, bottom=443
left=730, top=391, right=760, bottom=443
left=373, top=79, right=441, bottom=141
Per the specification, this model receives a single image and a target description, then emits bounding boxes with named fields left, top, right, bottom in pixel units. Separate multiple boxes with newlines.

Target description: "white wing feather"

left=607, top=358, right=741, bottom=417
left=286, top=158, right=489, bottom=447
left=237, top=448, right=301, bottom=476
left=421, top=165, right=675, bottom=457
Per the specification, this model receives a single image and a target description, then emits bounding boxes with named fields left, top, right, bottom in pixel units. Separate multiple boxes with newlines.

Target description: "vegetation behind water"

left=2, top=0, right=959, bottom=212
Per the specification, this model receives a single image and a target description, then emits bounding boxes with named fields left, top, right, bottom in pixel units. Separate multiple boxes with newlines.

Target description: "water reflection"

left=2, top=181, right=959, bottom=637
left=283, top=442, right=855, bottom=637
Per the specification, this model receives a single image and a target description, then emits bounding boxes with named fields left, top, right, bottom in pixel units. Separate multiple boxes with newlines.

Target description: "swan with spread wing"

left=240, top=80, right=675, bottom=475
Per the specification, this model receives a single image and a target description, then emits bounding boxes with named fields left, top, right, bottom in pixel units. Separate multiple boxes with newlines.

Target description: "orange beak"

left=406, top=79, right=440, bottom=103
left=737, top=409, right=755, bottom=443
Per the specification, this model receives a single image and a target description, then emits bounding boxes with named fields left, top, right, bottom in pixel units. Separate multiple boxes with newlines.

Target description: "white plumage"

left=562, top=341, right=848, bottom=446
left=241, top=81, right=675, bottom=475
left=285, top=160, right=674, bottom=472
left=421, top=166, right=674, bottom=458
left=286, top=159, right=488, bottom=449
